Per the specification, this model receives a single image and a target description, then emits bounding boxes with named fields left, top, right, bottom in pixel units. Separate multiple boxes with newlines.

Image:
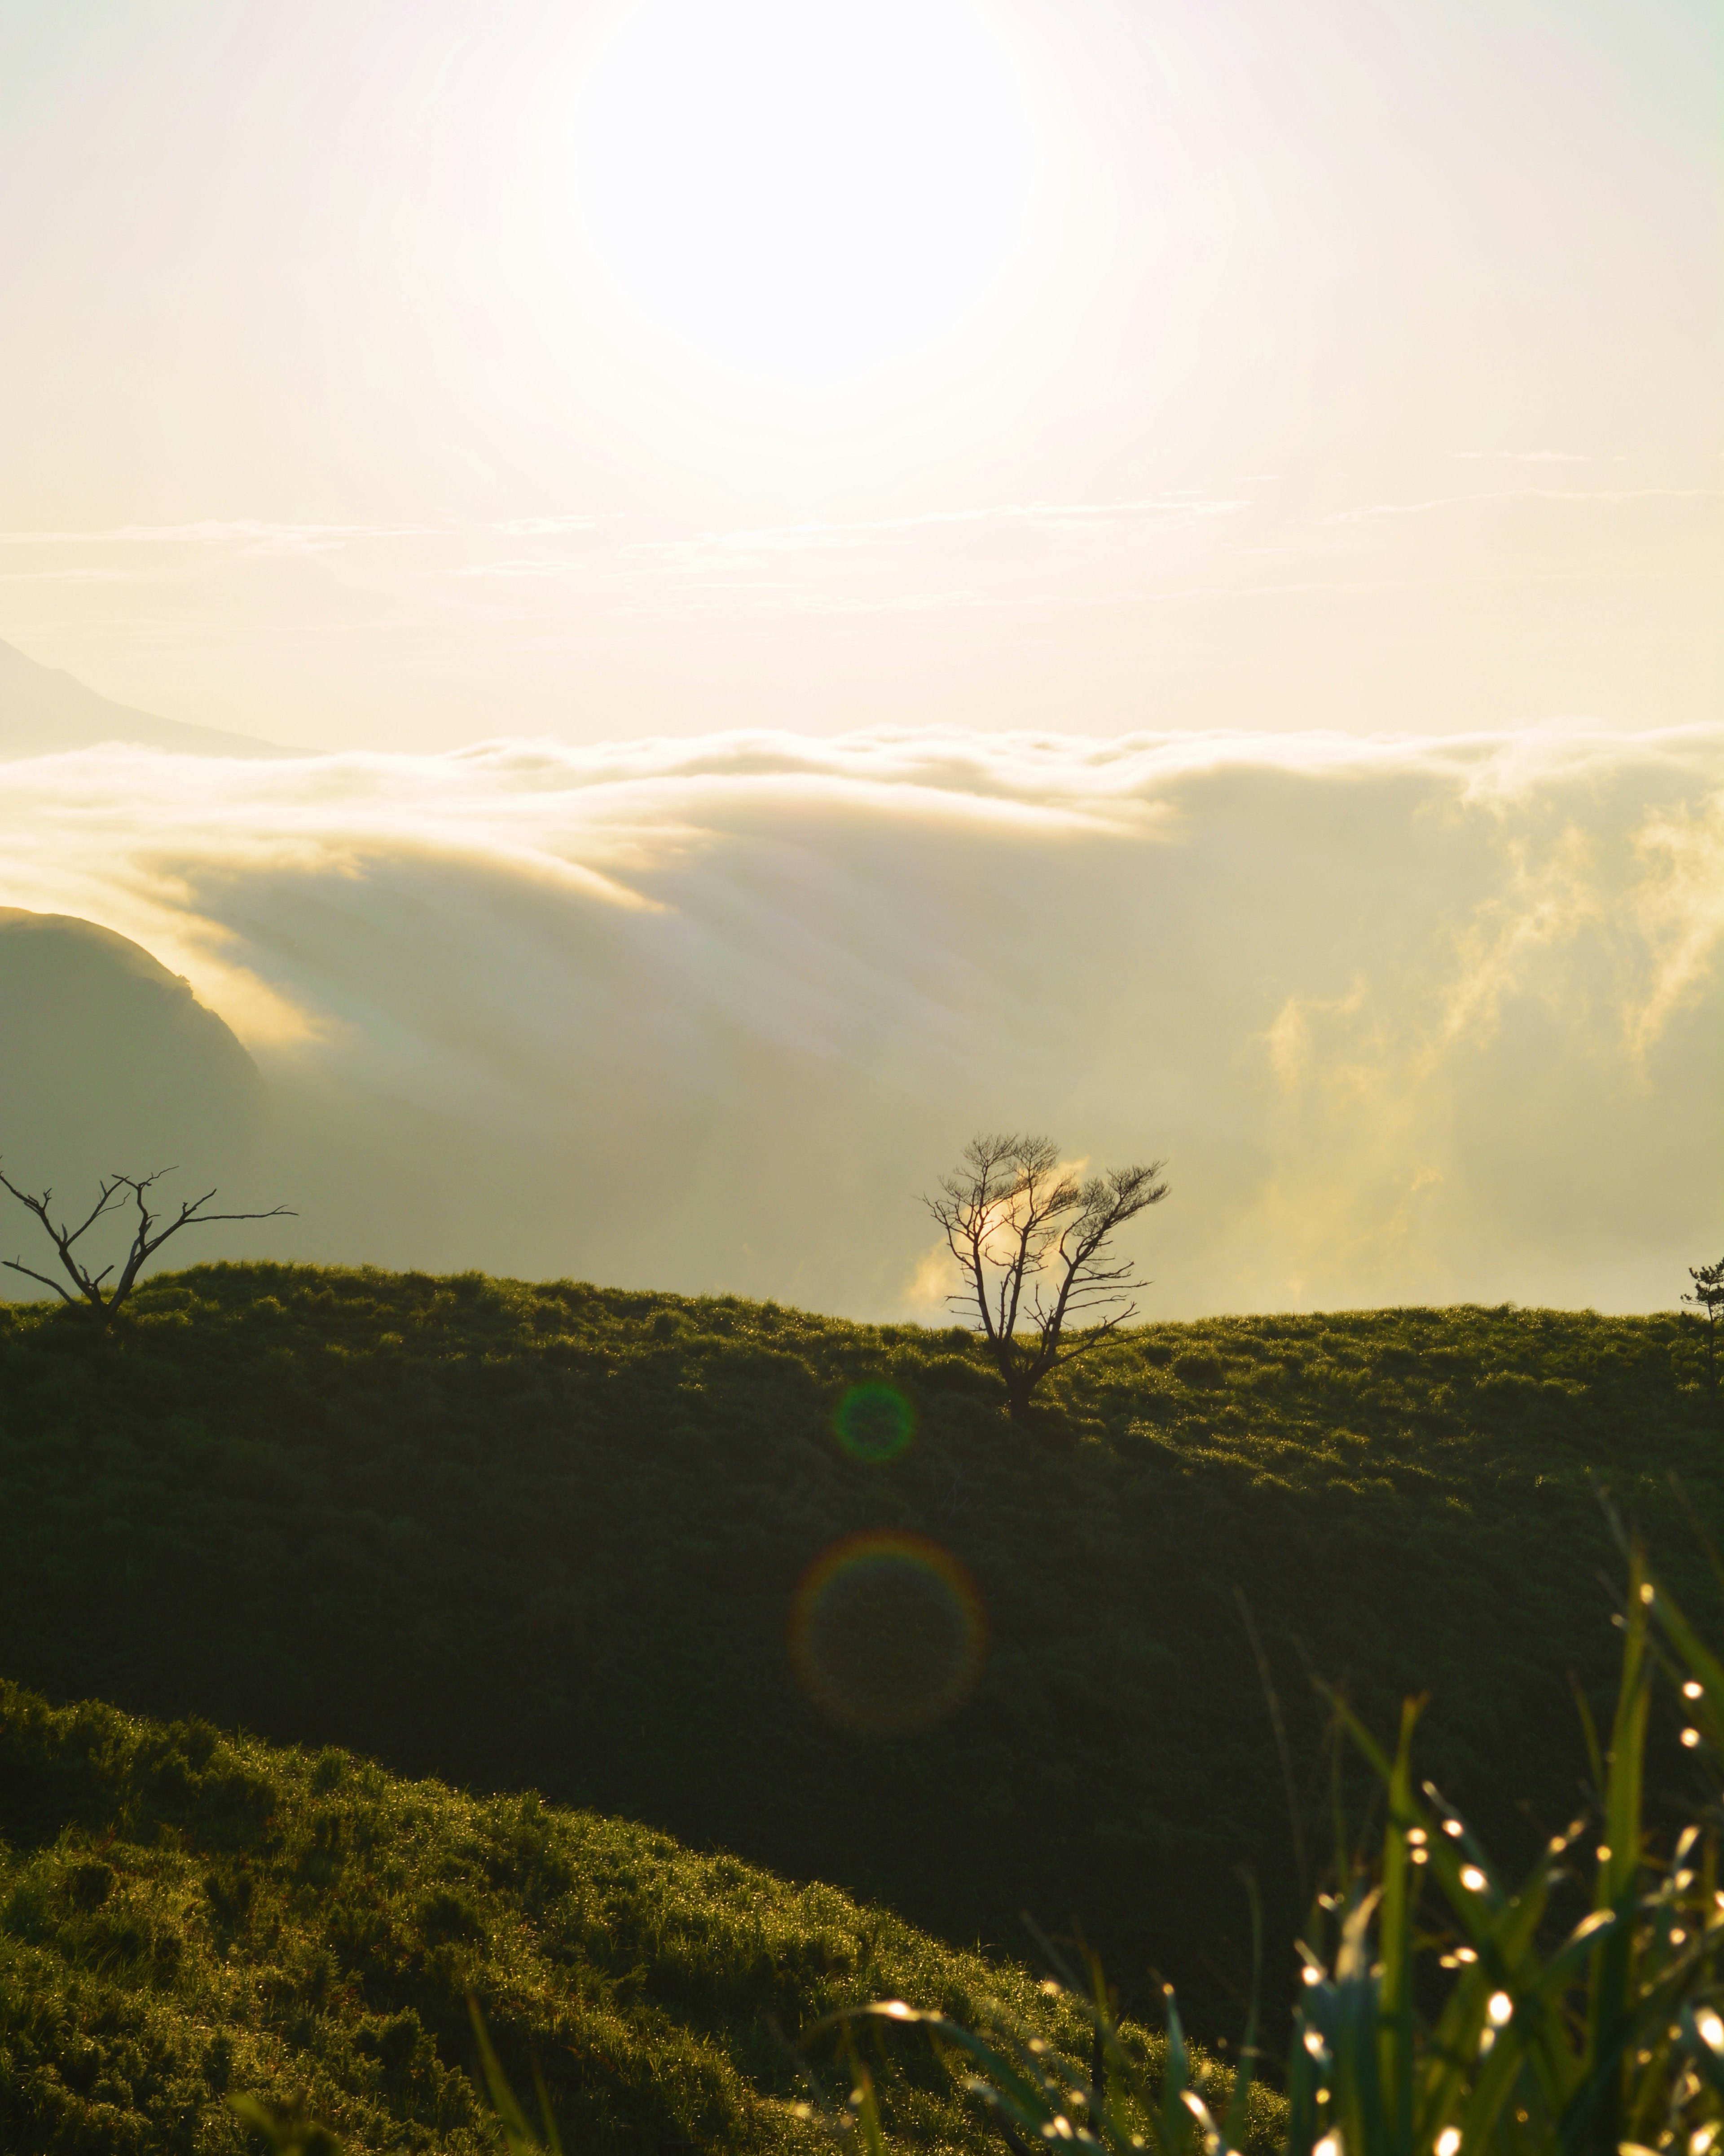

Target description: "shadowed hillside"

left=0, top=1265, right=1715, bottom=2039
left=0, top=909, right=267, bottom=1195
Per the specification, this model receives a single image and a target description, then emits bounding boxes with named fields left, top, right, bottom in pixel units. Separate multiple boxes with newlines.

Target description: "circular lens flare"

left=834, top=1383, right=915, bottom=1463
left=789, top=1531, right=987, bottom=1733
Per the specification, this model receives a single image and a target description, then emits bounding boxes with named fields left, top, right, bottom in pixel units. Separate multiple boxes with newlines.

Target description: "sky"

left=0, top=0, right=1718, bottom=749
left=0, top=0, right=1719, bottom=1317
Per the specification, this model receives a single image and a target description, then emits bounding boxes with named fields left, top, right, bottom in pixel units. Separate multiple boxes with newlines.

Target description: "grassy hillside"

left=0, top=1263, right=1716, bottom=2040
left=2, top=1679, right=1260, bottom=2154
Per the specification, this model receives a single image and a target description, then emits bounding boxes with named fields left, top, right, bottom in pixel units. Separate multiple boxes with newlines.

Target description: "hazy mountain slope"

left=0, top=1265, right=1713, bottom=2041
left=0, top=639, right=291, bottom=758
left=0, top=909, right=266, bottom=1196
left=2, top=1679, right=1249, bottom=2156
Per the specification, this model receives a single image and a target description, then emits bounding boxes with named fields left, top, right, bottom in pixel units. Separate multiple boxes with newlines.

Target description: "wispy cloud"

left=447, top=559, right=587, bottom=580
left=1448, top=450, right=1598, bottom=464
left=0, top=520, right=449, bottom=554
left=623, top=496, right=1249, bottom=571
left=488, top=515, right=603, bottom=537
left=1319, top=487, right=1720, bottom=525
left=0, top=566, right=150, bottom=584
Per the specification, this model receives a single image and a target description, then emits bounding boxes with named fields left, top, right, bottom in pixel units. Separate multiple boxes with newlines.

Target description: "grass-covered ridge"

left=0, top=1263, right=1716, bottom=2038
left=3, top=1678, right=1269, bottom=2153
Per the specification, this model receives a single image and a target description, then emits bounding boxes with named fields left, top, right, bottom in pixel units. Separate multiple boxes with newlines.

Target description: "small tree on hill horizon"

left=1686, top=1253, right=1724, bottom=1400
left=924, top=1132, right=1168, bottom=1426
left=0, top=1162, right=294, bottom=1329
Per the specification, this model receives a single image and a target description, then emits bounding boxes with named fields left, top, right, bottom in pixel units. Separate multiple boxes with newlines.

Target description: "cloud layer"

left=0, top=725, right=1718, bottom=1318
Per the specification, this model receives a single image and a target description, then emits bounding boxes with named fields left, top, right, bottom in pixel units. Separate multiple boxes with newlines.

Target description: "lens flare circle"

left=834, top=1382, right=915, bottom=1463
left=789, top=1531, right=987, bottom=1734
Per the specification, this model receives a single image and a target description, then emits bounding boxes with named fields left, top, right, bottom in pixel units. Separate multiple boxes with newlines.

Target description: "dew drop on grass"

left=1436, top=2130, right=1462, bottom=2156
left=1443, top=1820, right=1464, bottom=1839
left=1698, top=2011, right=1724, bottom=2052
left=1460, top=1865, right=1487, bottom=1891
left=1487, top=1992, right=1512, bottom=2025
left=1684, top=1680, right=1704, bottom=1700
left=1681, top=1727, right=1702, bottom=1748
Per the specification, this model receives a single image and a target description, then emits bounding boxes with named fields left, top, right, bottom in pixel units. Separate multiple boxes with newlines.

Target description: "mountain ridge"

left=0, top=637, right=297, bottom=758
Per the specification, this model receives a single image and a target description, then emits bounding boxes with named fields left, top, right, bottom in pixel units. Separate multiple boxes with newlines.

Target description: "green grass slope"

left=0, top=1265, right=1716, bottom=2040
left=0, top=1680, right=1274, bottom=2155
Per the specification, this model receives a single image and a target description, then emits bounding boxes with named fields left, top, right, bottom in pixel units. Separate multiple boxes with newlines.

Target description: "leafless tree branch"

left=924, top=1135, right=1167, bottom=1425
left=0, top=1162, right=294, bottom=1328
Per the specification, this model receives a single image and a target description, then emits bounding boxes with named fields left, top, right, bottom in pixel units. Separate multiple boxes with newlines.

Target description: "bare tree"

left=0, top=1163, right=294, bottom=1328
left=925, top=1133, right=1168, bottom=1425
left=1685, top=1254, right=1724, bottom=1402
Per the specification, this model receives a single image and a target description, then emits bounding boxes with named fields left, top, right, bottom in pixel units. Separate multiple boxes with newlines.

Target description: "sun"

left=567, top=0, right=1039, bottom=391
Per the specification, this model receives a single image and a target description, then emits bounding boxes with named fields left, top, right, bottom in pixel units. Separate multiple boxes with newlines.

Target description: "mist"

left=0, top=724, right=1717, bottom=1318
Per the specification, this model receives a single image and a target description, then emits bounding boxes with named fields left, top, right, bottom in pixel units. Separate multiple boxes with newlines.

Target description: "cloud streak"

left=0, top=520, right=452, bottom=551
left=1318, top=487, right=1720, bottom=525
left=621, top=495, right=1250, bottom=570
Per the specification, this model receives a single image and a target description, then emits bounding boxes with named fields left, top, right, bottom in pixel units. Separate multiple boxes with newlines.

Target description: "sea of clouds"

left=1, top=723, right=1719, bottom=1317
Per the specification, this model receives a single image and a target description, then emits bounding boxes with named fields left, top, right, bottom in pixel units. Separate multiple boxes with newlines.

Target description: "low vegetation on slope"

left=0, top=1680, right=1276, bottom=2155
left=0, top=1265, right=1715, bottom=2037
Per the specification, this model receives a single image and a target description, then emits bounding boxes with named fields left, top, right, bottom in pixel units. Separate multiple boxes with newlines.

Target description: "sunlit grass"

left=0, top=1677, right=1272, bottom=2153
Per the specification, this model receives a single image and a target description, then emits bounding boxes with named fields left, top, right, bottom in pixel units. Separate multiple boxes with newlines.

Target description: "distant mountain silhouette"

left=0, top=910, right=266, bottom=1215
left=0, top=639, right=295, bottom=758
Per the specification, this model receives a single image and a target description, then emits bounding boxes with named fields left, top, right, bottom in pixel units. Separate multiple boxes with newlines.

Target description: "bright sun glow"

left=568, top=0, right=1039, bottom=388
